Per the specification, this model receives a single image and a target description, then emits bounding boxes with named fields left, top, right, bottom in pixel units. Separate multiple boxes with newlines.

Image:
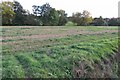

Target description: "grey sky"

left=2, top=0, right=120, bottom=18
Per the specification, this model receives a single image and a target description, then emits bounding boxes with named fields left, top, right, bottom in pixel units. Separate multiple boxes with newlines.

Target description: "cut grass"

left=2, top=32, right=118, bottom=54
left=1, top=26, right=119, bottom=78
left=2, top=37, right=119, bottom=78
left=1, top=26, right=118, bottom=37
left=2, top=55, right=25, bottom=78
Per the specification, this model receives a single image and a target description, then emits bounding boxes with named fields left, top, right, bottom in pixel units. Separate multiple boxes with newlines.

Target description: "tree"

left=70, top=10, right=92, bottom=26
left=32, top=3, right=59, bottom=26
left=0, top=6, right=2, bottom=26
left=117, top=18, right=120, bottom=26
left=57, top=10, right=68, bottom=26
left=94, top=16, right=106, bottom=26
left=41, top=8, right=59, bottom=26
left=32, top=3, right=51, bottom=25
left=0, top=1, right=15, bottom=25
left=12, top=1, right=26, bottom=25
left=33, top=3, right=51, bottom=17
left=108, top=18, right=119, bottom=26
left=71, top=12, right=82, bottom=25
left=23, top=11, right=42, bottom=26
left=81, top=10, right=92, bottom=26
left=47, top=8, right=59, bottom=26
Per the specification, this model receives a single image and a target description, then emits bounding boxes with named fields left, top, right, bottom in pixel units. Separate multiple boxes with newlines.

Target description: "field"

left=1, top=26, right=119, bottom=78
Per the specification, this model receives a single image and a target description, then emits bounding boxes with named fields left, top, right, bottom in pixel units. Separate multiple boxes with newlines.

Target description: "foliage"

left=65, top=21, right=77, bottom=26
left=57, top=10, right=68, bottom=26
left=92, top=16, right=106, bottom=26
left=0, top=1, right=15, bottom=25
left=43, top=8, right=59, bottom=26
left=108, top=18, right=120, bottom=26
left=71, top=10, right=93, bottom=26
left=32, top=3, right=67, bottom=26
left=81, top=10, right=93, bottom=26
left=12, top=1, right=26, bottom=25
left=71, top=12, right=82, bottom=26
left=24, top=14, right=43, bottom=26
left=0, top=7, right=2, bottom=26
left=1, top=1, right=119, bottom=26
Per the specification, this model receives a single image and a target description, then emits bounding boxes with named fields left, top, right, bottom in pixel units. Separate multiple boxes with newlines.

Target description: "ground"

left=0, top=26, right=119, bottom=78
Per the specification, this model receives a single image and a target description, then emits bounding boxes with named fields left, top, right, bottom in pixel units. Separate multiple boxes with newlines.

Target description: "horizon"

left=2, top=0, right=120, bottom=18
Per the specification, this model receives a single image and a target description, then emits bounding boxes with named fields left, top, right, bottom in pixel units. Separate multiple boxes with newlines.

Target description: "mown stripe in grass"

left=15, top=53, right=57, bottom=78
left=2, top=54, right=25, bottom=78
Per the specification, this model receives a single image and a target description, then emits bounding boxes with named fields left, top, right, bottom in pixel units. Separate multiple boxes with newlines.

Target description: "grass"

left=1, top=26, right=119, bottom=78
left=1, top=26, right=118, bottom=37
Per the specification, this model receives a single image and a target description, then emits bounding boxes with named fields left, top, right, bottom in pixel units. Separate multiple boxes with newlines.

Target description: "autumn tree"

left=71, top=10, right=92, bottom=26
left=81, top=10, right=92, bottom=26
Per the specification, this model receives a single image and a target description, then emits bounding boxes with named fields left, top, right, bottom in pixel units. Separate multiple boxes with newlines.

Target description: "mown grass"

left=2, top=37, right=119, bottom=78
left=1, top=26, right=119, bottom=78
left=1, top=26, right=118, bottom=37
left=2, top=32, right=118, bottom=54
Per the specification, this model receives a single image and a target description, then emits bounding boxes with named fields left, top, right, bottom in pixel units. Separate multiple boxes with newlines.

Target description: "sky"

left=2, top=0, right=120, bottom=18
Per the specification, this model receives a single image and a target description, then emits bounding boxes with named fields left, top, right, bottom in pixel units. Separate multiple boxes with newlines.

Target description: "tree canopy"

left=1, top=1, right=15, bottom=25
left=1, top=1, right=120, bottom=26
left=71, top=11, right=92, bottom=26
left=32, top=3, right=67, bottom=26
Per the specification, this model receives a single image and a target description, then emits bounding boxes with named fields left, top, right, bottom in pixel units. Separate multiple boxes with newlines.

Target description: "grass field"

left=1, top=26, right=119, bottom=78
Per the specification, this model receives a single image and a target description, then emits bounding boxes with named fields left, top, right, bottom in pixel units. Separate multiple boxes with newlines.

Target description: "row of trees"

left=91, top=16, right=120, bottom=26
left=32, top=3, right=68, bottom=26
left=1, top=1, right=68, bottom=26
left=0, top=1, right=120, bottom=26
left=69, top=11, right=92, bottom=26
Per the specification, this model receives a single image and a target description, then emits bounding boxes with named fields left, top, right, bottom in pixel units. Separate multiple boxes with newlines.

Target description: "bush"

left=65, top=21, right=77, bottom=26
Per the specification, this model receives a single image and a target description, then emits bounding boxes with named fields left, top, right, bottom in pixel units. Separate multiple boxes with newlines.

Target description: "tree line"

left=0, top=1, right=120, bottom=26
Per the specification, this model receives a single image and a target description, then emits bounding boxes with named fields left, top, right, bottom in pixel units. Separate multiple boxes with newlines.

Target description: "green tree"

left=33, top=3, right=52, bottom=17
left=71, top=12, right=82, bottom=26
left=94, top=16, right=105, bottom=26
left=12, top=1, right=26, bottom=25
left=108, top=18, right=119, bottom=26
left=32, top=3, right=59, bottom=26
left=0, top=7, right=2, bottom=26
left=48, top=8, right=59, bottom=26
left=0, top=1, right=15, bottom=25
left=23, top=10, right=42, bottom=26
left=117, top=18, right=120, bottom=26
left=57, top=10, right=68, bottom=26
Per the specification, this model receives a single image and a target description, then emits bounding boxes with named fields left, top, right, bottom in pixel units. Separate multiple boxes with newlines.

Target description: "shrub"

left=65, top=21, right=77, bottom=26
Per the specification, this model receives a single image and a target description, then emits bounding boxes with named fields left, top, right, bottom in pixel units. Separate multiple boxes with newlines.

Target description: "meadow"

left=1, top=26, right=119, bottom=78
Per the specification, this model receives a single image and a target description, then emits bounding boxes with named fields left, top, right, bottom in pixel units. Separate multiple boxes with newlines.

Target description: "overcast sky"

left=2, top=0, right=120, bottom=18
